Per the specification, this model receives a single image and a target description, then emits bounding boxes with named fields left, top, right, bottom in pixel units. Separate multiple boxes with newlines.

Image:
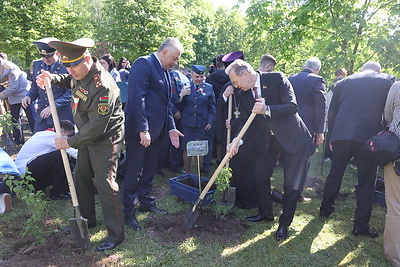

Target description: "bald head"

left=362, top=61, right=381, bottom=73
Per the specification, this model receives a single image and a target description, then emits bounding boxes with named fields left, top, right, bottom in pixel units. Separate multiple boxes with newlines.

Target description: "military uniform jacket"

left=51, top=57, right=124, bottom=148
left=0, top=60, right=30, bottom=105
left=179, top=81, right=216, bottom=128
left=29, top=59, right=73, bottom=130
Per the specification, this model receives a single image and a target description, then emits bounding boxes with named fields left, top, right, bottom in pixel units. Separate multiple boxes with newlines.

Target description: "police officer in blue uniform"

left=178, top=65, right=216, bottom=174
left=22, top=38, right=73, bottom=132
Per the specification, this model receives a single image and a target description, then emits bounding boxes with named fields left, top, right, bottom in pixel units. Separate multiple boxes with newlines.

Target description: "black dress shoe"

left=96, top=241, right=120, bottom=251
left=245, top=214, right=274, bottom=222
left=125, top=214, right=141, bottom=231
left=298, top=194, right=311, bottom=202
left=352, top=229, right=379, bottom=238
left=275, top=226, right=288, bottom=241
left=139, top=206, right=168, bottom=214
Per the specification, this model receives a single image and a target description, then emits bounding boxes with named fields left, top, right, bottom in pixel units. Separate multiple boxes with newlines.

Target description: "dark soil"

left=146, top=209, right=249, bottom=244
left=177, top=176, right=217, bottom=191
left=305, top=176, right=350, bottom=201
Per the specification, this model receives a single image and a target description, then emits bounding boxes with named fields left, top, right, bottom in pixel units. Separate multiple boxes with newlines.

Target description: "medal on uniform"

left=72, top=96, right=79, bottom=115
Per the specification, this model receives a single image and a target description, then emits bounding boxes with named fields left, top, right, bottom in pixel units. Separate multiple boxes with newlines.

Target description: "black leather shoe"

left=352, top=229, right=379, bottom=238
left=139, top=206, right=168, bottom=214
left=125, top=214, right=141, bottom=231
left=298, top=194, right=311, bottom=202
left=96, top=241, right=119, bottom=251
left=275, top=226, right=288, bottom=241
left=245, top=214, right=274, bottom=222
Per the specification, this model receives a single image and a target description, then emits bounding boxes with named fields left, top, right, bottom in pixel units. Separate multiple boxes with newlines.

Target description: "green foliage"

left=5, top=172, right=48, bottom=245
left=246, top=0, right=400, bottom=80
left=0, top=112, right=18, bottom=135
left=97, top=0, right=196, bottom=65
left=212, top=167, right=232, bottom=218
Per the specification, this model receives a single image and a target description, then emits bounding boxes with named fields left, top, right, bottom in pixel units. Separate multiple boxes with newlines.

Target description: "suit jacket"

left=328, top=70, right=395, bottom=143
left=29, top=59, right=73, bottom=131
left=0, top=60, right=29, bottom=105
left=180, top=81, right=216, bottom=128
left=125, top=53, right=175, bottom=140
left=289, top=69, right=326, bottom=134
left=234, top=72, right=311, bottom=155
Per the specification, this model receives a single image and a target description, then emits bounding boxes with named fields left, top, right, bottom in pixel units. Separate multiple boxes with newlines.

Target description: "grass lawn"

left=0, top=148, right=391, bottom=266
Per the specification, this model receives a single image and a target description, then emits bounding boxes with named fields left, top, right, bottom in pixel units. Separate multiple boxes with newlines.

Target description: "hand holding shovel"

left=44, top=78, right=90, bottom=249
left=183, top=112, right=256, bottom=231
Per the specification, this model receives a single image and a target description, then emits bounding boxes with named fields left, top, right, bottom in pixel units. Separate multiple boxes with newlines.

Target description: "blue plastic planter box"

left=169, top=174, right=215, bottom=205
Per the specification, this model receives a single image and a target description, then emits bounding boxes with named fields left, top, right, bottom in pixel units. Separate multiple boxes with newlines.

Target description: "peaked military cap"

left=222, top=51, right=244, bottom=64
left=191, top=65, right=206, bottom=75
left=33, top=37, right=59, bottom=58
left=48, top=38, right=95, bottom=67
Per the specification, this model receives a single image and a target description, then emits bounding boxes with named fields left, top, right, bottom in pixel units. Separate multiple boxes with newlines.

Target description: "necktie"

left=253, top=87, right=259, bottom=99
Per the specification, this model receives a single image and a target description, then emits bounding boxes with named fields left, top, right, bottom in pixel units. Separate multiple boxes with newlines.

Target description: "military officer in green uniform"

left=36, top=38, right=124, bottom=252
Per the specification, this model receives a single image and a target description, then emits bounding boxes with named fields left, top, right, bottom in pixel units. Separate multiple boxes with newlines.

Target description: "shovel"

left=44, top=78, right=90, bottom=249
left=219, top=95, right=236, bottom=208
left=183, top=112, right=256, bottom=231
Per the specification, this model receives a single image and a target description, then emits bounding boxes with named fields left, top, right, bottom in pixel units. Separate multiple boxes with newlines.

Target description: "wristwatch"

left=264, top=105, right=270, bottom=117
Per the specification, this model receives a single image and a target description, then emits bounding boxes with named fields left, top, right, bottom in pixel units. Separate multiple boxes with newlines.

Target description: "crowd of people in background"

left=0, top=36, right=399, bottom=265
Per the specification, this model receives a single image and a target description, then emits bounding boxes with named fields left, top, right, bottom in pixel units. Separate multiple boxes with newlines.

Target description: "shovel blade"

left=69, top=217, right=91, bottom=249
left=182, top=208, right=199, bottom=232
left=218, top=187, right=236, bottom=208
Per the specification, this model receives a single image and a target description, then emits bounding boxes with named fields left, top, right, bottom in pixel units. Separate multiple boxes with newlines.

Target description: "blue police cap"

left=33, top=38, right=59, bottom=58
left=191, top=65, right=206, bottom=75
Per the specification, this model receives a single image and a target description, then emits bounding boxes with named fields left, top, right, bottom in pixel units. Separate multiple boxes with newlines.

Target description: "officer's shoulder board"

left=94, top=73, right=103, bottom=89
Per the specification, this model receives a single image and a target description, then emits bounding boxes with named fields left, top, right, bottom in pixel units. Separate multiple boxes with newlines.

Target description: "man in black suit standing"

left=225, top=59, right=312, bottom=241
left=289, top=57, right=326, bottom=201
left=319, top=61, right=394, bottom=238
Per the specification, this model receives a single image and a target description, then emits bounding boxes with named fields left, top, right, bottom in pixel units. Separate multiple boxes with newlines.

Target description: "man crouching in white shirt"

left=15, top=120, right=77, bottom=200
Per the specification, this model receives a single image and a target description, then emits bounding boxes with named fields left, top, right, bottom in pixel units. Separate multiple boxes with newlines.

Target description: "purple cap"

left=222, top=51, right=244, bottom=63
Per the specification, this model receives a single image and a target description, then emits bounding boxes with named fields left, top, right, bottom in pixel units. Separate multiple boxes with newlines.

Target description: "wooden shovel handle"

left=226, top=95, right=232, bottom=168
left=194, top=112, right=256, bottom=207
left=44, top=78, right=80, bottom=208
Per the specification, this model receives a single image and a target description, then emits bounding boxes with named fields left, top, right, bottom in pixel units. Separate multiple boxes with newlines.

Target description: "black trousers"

left=10, top=103, right=35, bottom=145
left=256, top=136, right=312, bottom=227
left=123, top=133, right=163, bottom=215
left=27, top=150, right=70, bottom=196
left=320, top=140, right=377, bottom=231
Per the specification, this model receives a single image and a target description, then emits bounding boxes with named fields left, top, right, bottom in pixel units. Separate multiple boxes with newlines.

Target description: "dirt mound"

left=145, top=209, right=249, bottom=244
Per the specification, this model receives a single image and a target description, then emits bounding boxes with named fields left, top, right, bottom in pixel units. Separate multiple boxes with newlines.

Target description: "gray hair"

left=304, top=57, right=321, bottom=72
left=362, top=61, right=381, bottom=73
left=157, top=37, right=184, bottom=53
left=225, top=59, right=255, bottom=77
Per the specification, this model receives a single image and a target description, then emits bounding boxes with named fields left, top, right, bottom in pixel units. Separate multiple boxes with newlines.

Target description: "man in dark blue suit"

left=22, top=38, right=74, bottom=132
left=226, top=59, right=312, bottom=241
left=289, top=57, right=326, bottom=201
left=319, top=61, right=394, bottom=238
left=123, top=38, right=184, bottom=231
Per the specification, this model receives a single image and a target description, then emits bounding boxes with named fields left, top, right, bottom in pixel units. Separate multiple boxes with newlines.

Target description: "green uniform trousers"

left=75, top=134, right=124, bottom=243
